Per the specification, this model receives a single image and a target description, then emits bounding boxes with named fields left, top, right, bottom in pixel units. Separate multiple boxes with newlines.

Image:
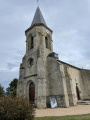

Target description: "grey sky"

left=0, top=0, right=90, bottom=89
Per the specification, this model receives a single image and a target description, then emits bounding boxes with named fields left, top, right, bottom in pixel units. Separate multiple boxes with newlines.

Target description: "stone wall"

left=80, top=69, right=90, bottom=100
left=65, top=66, right=82, bottom=105
left=17, top=21, right=90, bottom=109
left=47, top=57, right=69, bottom=108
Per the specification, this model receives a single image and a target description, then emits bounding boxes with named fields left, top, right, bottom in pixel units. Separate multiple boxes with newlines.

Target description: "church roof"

left=31, top=7, right=47, bottom=27
left=25, top=7, right=53, bottom=34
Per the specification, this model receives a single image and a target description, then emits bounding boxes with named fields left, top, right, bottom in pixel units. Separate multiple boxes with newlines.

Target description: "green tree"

left=0, top=84, right=4, bottom=97
left=6, top=78, right=18, bottom=97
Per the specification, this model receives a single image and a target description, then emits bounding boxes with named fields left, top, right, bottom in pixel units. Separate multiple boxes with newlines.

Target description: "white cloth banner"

left=50, top=97, right=58, bottom=108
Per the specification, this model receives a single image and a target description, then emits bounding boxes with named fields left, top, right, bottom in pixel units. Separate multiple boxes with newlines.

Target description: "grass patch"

left=35, top=114, right=90, bottom=120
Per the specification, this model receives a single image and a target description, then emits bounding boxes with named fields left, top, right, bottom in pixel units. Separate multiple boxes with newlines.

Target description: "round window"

left=28, top=58, right=34, bottom=67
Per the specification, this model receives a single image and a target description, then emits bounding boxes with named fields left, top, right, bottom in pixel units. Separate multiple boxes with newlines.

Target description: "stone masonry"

left=17, top=7, right=90, bottom=109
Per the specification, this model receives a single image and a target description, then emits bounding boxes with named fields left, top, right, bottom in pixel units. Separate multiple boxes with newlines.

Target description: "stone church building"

left=17, top=7, right=90, bottom=109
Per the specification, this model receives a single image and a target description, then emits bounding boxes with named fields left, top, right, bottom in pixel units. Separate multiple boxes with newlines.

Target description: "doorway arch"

left=29, top=82, right=35, bottom=103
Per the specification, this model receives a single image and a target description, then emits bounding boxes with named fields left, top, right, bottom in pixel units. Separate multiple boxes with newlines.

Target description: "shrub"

left=0, top=84, right=4, bottom=97
left=0, top=96, right=35, bottom=120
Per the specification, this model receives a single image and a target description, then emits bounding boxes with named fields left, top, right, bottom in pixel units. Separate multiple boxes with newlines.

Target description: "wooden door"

left=29, top=82, right=35, bottom=104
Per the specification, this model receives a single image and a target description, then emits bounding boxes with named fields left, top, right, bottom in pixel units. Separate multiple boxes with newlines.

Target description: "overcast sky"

left=0, top=0, right=90, bottom=89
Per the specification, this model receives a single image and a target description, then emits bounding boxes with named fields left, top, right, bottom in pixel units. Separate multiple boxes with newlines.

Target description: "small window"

left=45, top=35, right=51, bottom=50
left=45, top=37, right=48, bottom=48
left=30, top=36, right=34, bottom=49
left=29, top=82, right=35, bottom=88
left=28, top=58, right=34, bottom=67
left=28, top=38, right=30, bottom=52
left=28, top=35, right=34, bottom=52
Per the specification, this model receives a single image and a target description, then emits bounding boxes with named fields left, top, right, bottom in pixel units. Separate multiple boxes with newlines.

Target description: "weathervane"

left=37, top=0, right=39, bottom=6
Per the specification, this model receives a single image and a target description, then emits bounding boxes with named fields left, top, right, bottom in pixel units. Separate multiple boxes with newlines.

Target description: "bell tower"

left=25, top=7, right=53, bottom=55
left=17, top=7, right=53, bottom=108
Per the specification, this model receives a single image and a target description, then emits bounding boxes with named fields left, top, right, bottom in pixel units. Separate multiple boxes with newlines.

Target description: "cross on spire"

left=37, top=0, right=39, bottom=6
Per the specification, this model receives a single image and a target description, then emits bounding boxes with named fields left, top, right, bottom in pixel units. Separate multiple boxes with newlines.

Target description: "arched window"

left=30, top=36, right=34, bottom=49
left=45, top=35, right=51, bottom=50
left=45, top=37, right=48, bottom=48
left=28, top=35, right=34, bottom=52
left=28, top=36, right=30, bottom=52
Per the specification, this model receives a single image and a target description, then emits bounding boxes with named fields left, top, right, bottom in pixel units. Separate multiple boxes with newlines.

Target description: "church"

left=17, top=7, right=90, bottom=109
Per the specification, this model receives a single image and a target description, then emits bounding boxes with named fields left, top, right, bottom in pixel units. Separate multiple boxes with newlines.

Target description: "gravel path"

left=36, top=105, right=90, bottom=117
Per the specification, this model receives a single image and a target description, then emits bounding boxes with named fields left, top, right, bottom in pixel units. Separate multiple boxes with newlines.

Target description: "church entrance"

left=29, top=82, right=35, bottom=104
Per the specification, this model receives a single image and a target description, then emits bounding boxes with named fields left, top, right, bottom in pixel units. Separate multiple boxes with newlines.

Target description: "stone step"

left=77, top=100, right=90, bottom=105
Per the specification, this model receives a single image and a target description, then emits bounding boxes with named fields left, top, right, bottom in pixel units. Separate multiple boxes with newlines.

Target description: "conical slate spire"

left=31, top=7, right=47, bottom=27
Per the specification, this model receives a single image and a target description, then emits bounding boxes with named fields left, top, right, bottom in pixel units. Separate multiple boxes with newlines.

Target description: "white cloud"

left=0, top=0, right=90, bottom=89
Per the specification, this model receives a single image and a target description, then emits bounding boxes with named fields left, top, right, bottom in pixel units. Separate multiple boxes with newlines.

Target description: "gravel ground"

left=36, top=105, right=90, bottom=117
